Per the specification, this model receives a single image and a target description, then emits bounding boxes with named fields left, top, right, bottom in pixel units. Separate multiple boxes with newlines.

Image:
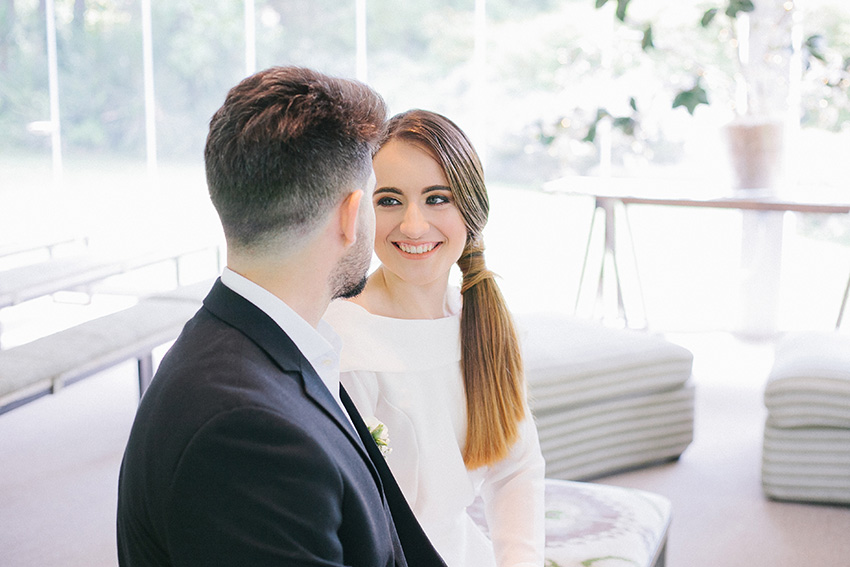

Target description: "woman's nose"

left=400, top=204, right=429, bottom=238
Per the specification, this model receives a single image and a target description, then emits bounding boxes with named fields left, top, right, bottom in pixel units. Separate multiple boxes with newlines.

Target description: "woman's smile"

left=394, top=241, right=441, bottom=256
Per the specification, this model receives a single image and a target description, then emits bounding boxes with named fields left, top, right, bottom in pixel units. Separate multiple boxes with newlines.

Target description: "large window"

left=2, top=0, right=848, bottom=187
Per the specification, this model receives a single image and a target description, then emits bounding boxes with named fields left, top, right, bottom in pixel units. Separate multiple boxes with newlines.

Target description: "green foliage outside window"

left=1, top=0, right=848, bottom=184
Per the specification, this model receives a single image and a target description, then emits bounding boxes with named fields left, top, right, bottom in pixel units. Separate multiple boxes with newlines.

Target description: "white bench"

left=0, top=280, right=213, bottom=415
left=0, top=254, right=127, bottom=309
left=0, top=235, right=86, bottom=261
left=0, top=242, right=220, bottom=310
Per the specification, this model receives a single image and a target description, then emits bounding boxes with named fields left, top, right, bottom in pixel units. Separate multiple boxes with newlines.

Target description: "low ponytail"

left=457, top=239, right=526, bottom=469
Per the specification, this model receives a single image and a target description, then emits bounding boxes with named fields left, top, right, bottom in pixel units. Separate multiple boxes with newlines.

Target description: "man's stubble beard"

left=329, top=221, right=373, bottom=300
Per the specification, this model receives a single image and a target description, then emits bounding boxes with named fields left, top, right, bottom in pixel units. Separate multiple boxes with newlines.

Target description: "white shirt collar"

left=220, top=268, right=343, bottom=407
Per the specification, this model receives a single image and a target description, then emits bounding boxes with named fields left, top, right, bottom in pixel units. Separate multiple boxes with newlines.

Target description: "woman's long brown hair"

left=380, top=109, right=526, bottom=469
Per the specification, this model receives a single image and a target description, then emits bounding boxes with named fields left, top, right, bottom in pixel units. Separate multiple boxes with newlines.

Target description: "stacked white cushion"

left=762, top=331, right=850, bottom=505
left=516, top=313, right=695, bottom=480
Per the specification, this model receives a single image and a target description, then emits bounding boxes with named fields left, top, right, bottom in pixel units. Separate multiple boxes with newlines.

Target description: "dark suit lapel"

left=203, top=279, right=444, bottom=566
left=340, top=386, right=447, bottom=567
left=201, top=279, right=378, bottom=480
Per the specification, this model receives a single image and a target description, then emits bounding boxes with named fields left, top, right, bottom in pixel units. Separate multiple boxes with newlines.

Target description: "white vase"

left=724, top=118, right=786, bottom=192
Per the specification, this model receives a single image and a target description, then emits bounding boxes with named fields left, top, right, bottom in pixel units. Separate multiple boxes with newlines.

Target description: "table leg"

left=576, top=197, right=646, bottom=328
left=837, top=270, right=850, bottom=329
left=575, top=202, right=599, bottom=315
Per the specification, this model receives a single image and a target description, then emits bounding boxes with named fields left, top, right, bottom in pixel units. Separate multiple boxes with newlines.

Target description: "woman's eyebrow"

left=423, top=185, right=452, bottom=193
left=374, top=187, right=403, bottom=195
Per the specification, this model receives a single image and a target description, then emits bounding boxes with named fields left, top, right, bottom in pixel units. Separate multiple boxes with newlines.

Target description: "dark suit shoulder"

left=118, top=305, right=401, bottom=567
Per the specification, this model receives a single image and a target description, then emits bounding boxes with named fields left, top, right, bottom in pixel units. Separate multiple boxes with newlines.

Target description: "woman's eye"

left=426, top=194, right=450, bottom=205
left=375, top=196, right=401, bottom=207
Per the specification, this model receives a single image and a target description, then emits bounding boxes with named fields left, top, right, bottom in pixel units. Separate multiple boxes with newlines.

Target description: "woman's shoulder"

left=324, top=297, right=460, bottom=335
left=324, top=299, right=461, bottom=372
left=324, top=298, right=370, bottom=327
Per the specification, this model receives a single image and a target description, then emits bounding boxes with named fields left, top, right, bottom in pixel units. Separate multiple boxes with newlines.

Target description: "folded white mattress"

left=517, top=313, right=693, bottom=412
left=762, top=424, right=850, bottom=505
left=535, top=385, right=695, bottom=480
left=765, top=331, right=850, bottom=429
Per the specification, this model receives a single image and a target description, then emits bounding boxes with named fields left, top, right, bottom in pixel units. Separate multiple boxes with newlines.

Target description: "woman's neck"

left=349, top=266, right=457, bottom=320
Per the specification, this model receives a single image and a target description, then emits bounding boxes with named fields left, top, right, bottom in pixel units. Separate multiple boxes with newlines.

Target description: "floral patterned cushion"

left=469, top=479, right=671, bottom=567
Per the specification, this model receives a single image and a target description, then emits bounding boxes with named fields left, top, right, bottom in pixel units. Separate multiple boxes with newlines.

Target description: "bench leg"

left=138, top=354, right=154, bottom=397
left=652, top=540, right=667, bottom=567
left=173, top=257, right=182, bottom=287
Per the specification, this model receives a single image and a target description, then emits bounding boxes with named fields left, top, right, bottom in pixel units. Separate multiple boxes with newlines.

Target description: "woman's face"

left=371, top=139, right=468, bottom=287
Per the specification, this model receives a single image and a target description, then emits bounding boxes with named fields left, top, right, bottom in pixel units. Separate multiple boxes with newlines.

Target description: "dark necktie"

left=339, top=385, right=447, bottom=567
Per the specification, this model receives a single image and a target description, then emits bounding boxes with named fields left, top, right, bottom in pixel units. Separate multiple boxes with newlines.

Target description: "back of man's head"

left=205, top=66, right=387, bottom=253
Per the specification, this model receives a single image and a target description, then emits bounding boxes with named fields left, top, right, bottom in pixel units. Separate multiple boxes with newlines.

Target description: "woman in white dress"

left=324, top=109, right=545, bottom=567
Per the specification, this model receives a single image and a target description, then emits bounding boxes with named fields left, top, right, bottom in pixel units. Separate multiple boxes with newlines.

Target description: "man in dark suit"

left=117, top=66, right=445, bottom=567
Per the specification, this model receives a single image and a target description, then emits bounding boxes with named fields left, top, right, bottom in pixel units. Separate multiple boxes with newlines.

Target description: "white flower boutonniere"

left=366, top=417, right=392, bottom=458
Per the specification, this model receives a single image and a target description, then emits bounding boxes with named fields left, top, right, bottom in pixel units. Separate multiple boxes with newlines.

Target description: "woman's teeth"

left=397, top=242, right=437, bottom=254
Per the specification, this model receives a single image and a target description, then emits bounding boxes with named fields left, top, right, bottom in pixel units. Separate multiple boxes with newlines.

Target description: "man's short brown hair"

left=205, top=66, right=387, bottom=251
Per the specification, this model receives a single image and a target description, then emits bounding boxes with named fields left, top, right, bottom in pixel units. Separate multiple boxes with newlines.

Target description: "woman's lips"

left=394, top=242, right=440, bottom=255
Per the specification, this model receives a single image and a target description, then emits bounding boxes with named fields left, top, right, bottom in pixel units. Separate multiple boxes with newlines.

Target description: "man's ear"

left=338, top=189, right=364, bottom=247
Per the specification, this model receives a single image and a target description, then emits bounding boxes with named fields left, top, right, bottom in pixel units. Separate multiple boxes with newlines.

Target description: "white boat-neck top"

left=323, top=299, right=545, bottom=567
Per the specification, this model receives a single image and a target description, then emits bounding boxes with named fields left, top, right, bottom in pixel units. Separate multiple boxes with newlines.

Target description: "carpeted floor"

left=599, top=331, right=850, bottom=567
left=1, top=330, right=848, bottom=567
left=0, top=362, right=138, bottom=567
